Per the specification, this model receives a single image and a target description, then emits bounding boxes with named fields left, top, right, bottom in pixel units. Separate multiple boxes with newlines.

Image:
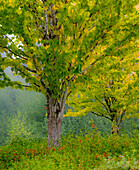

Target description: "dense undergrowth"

left=0, top=129, right=138, bottom=170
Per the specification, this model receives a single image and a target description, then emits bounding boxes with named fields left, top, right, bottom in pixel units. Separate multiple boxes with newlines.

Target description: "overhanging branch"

left=3, top=34, right=30, bottom=59
left=13, top=67, right=40, bottom=88
left=1, top=46, right=28, bottom=60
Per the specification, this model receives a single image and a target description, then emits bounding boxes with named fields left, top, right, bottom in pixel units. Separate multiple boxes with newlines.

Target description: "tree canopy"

left=0, top=0, right=138, bottom=94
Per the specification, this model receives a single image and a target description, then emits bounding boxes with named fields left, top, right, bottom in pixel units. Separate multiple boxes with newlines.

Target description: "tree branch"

left=22, top=65, right=37, bottom=73
left=17, top=84, right=31, bottom=88
left=14, top=67, right=40, bottom=88
left=91, top=111, right=112, bottom=121
left=59, top=88, right=68, bottom=119
left=119, top=110, right=126, bottom=127
left=67, top=90, right=72, bottom=98
left=43, top=2, right=50, bottom=41
left=79, top=56, right=102, bottom=75
left=95, top=95, right=110, bottom=113
left=0, top=31, right=31, bottom=59
left=104, top=92, right=112, bottom=112
left=1, top=46, right=28, bottom=60
left=32, top=56, right=50, bottom=93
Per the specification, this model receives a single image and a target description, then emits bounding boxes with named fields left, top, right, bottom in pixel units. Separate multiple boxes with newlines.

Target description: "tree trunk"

left=47, top=109, right=63, bottom=147
left=111, top=125, right=119, bottom=134
left=111, top=119, right=120, bottom=134
left=111, top=111, right=125, bottom=134
left=46, top=89, right=67, bottom=147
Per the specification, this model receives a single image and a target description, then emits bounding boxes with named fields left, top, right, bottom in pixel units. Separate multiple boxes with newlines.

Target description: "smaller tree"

left=8, top=110, right=32, bottom=141
left=66, top=52, right=139, bottom=134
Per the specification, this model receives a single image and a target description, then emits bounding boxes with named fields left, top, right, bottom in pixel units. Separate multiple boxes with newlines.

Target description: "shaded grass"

left=0, top=129, right=138, bottom=169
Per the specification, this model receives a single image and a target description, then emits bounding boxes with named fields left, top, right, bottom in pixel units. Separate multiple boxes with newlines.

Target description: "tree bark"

left=47, top=109, right=63, bottom=147
left=46, top=89, right=67, bottom=147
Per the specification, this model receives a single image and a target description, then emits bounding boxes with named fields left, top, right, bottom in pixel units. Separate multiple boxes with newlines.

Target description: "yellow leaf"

left=84, top=28, right=88, bottom=34
left=1, top=65, right=6, bottom=70
left=72, top=59, right=75, bottom=63
left=4, top=49, right=8, bottom=53
left=84, top=70, right=87, bottom=74
left=27, top=62, right=32, bottom=67
left=52, top=6, right=58, bottom=10
left=45, top=45, right=50, bottom=50
left=59, top=35, right=62, bottom=45
left=44, top=6, right=48, bottom=10
left=126, top=115, right=130, bottom=118
left=16, top=9, right=22, bottom=15
left=9, top=0, right=12, bottom=5
left=21, top=37, right=24, bottom=42
left=104, top=30, right=107, bottom=33
left=109, top=30, right=113, bottom=34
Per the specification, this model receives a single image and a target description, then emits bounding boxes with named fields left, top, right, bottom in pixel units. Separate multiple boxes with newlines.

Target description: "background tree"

left=66, top=51, right=139, bottom=134
left=0, top=0, right=138, bottom=146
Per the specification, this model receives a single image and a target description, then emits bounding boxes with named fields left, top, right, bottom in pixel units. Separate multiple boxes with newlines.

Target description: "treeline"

left=0, top=86, right=138, bottom=146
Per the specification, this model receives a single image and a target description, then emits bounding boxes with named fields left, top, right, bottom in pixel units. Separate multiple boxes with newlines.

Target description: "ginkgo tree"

left=66, top=50, right=139, bottom=134
left=0, top=0, right=138, bottom=146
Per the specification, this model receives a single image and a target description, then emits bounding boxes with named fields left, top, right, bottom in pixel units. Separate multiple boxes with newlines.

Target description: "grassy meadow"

left=0, top=127, right=138, bottom=170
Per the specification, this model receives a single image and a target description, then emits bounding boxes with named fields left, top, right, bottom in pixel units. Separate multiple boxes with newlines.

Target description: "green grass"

left=0, top=129, right=139, bottom=169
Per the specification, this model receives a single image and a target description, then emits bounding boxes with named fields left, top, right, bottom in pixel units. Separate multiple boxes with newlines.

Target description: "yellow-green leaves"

left=0, top=0, right=139, bottom=99
left=8, top=0, right=15, bottom=7
left=16, top=8, right=22, bottom=15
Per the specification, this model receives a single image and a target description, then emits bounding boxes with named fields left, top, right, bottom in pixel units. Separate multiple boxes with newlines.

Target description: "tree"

left=0, top=0, right=138, bottom=146
left=66, top=52, right=139, bottom=134
left=8, top=110, right=32, bottom=141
